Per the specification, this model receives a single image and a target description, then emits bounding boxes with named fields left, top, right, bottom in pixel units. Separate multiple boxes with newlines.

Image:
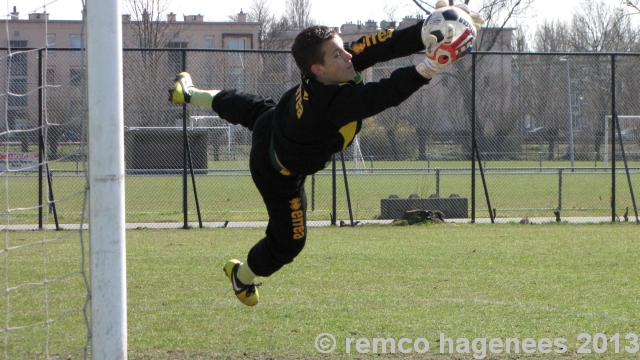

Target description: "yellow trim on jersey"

left=339, top=121, right=358, bottom=150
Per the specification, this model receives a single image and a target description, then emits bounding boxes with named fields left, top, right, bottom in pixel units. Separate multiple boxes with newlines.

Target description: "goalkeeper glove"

left=416, top=25, right=473, bottom=79
left=168, top=72, right=219, bottom=109
left=421, top=0, right=448, bottom=55
left=421, top=2, right=484, bottom=55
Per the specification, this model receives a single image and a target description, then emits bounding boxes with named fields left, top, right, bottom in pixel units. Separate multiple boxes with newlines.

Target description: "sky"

left=9, top=0, right=632, bottom=30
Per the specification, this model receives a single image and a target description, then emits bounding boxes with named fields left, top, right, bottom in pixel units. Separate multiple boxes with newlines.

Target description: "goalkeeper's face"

left=312, top=35, right=356, bottom=85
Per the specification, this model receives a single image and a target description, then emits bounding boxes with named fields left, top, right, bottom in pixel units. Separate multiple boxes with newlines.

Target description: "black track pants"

left=247, top=114, right=307, bottom=276
left=213, top=90, right=308, bottom=277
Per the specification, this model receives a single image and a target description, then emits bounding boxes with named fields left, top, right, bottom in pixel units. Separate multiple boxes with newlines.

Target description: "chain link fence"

left=3, top=48, right=639, bottom=228
left=0, top=48, right=87, bottom=230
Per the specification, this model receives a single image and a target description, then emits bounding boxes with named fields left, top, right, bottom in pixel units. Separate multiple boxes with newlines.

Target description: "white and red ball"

left=421, top=6, right=476, bottom=54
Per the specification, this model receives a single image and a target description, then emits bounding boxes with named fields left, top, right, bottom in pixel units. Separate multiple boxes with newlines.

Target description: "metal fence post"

left=558, top=168, right=563, bottom=211
left=614, top=111, right=639, bottom=223
left=471, top=53, right=476, bottom=223
left=331, top=154, right=337, bottom=226
left=311, top=174, right=315, bottom=211
left=611, top=54, right=616, bottom=222
left=340, top=151, right=354, bottom=226
left=182, top=49, right=188, bottom=229
left=539, top=152, right=543, bottom=172
left=38, top=49, right=43, bottom=229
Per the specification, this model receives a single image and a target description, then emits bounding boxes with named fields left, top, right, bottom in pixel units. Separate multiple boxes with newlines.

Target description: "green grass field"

left=2, top=159, right=639, bottom=225
left=3, top=223, right=640, bottom=359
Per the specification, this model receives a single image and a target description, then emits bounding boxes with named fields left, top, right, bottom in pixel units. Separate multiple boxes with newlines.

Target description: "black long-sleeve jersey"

left=271, top=20, right=429, bottom=175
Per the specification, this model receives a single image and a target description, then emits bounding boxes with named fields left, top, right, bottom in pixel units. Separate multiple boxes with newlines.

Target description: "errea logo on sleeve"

left=351, top=29, right=394, bottom=54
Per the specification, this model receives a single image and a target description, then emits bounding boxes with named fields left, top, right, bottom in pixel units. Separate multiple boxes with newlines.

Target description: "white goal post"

left=603, top=115, right=640, bottom=167
left=87, top=0, right=127, bottom=358
left=351, top=134, right=367, bottom=173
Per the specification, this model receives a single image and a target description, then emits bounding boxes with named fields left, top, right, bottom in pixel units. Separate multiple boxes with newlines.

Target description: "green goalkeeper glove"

left=168, top=72, right=219, bottom=109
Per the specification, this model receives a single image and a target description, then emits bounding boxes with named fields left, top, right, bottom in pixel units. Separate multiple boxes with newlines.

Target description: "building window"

left=70, top=68, right=85, bottom=86
left=45, top=34, right=56, bottom=57
left=9, top=40, right=27, bottom=48
left=204, top=35, right=215, bottom=49
left=70, top=34, right=85, bottom=56
left=47, top=34, right=56, bottom=47
left=167, top=41, right=188, bottom=49
left=70, top=34, right=83, bottom=48
left=224, top=37, right=246, bottom=50
left=8, top=52, right=27, bottom=77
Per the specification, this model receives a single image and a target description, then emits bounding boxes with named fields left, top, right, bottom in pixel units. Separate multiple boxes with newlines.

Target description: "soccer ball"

left=421, top=6, right=476, bottom=54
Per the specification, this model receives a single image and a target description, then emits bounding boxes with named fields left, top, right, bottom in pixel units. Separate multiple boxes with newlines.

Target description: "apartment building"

left=3, top=7, right=259, bottom=50
left=0, top=7, right=260, bottom=131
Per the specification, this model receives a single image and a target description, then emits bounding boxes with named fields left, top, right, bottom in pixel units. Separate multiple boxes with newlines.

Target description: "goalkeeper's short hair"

left=291, top=26, right=337, bottom=80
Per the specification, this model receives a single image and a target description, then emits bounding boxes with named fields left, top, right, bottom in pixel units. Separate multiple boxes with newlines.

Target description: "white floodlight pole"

left=87, top=0, right=127, bottom=359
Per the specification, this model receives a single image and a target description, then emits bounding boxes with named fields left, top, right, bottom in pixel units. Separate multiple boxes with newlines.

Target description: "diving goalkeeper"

left=169, top=2, right=483, bottom=306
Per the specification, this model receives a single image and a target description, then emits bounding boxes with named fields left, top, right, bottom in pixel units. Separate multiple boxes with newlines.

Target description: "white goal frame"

left=603, top=115, right=640, bottom=167
left=87, top=0, right=127, bottom=359
left=351, top=134, right=367, bottom=173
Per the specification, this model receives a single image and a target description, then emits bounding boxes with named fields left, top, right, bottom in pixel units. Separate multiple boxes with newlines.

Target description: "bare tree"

left=411, top=0, right=534, bottom=51
left=228, top=1, right=278, bottom=50
left=510, top=21, right=530, bottom=51
left=123, top=0, right=180, bottom=126
left=123, top=0, right=176, bottom=48
left=262, top=16, right=296, bottom=50
left=569, top=0, right=640, bottom=52
left=475, top=0, right=534, bottom=51
left=625, top=0, right=640, bottom=15
left=285, top=0, right=315, bottom=29
left=249, top=0, right=276, bottom=49
left=533, top=20, right=572, bottom=52
left=383, top=4, right=401, bottom=22
left=410, top=0, right=440, bottom=14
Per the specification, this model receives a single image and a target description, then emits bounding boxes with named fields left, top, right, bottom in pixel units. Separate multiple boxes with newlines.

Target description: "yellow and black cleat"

left=168, top=72, right=193, bottom=104
left=223, top=259, right=260, bottom=306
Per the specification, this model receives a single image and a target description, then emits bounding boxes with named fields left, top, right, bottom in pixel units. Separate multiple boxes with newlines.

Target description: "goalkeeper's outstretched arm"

left=346, top=20, right=425, bottom=72
left=347, top=1, right=483, bottom=73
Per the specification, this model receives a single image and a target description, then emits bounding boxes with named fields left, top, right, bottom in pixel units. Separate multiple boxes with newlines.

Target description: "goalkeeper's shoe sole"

left=169, top=72, right=193, bottom=104
left=223, top=259, right=260, bottom=307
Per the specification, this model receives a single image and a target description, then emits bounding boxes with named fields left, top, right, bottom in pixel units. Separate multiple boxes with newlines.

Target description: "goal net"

left=603, top=115, right=640, bottom=167
left=1, top=2, right=91, bottom=358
